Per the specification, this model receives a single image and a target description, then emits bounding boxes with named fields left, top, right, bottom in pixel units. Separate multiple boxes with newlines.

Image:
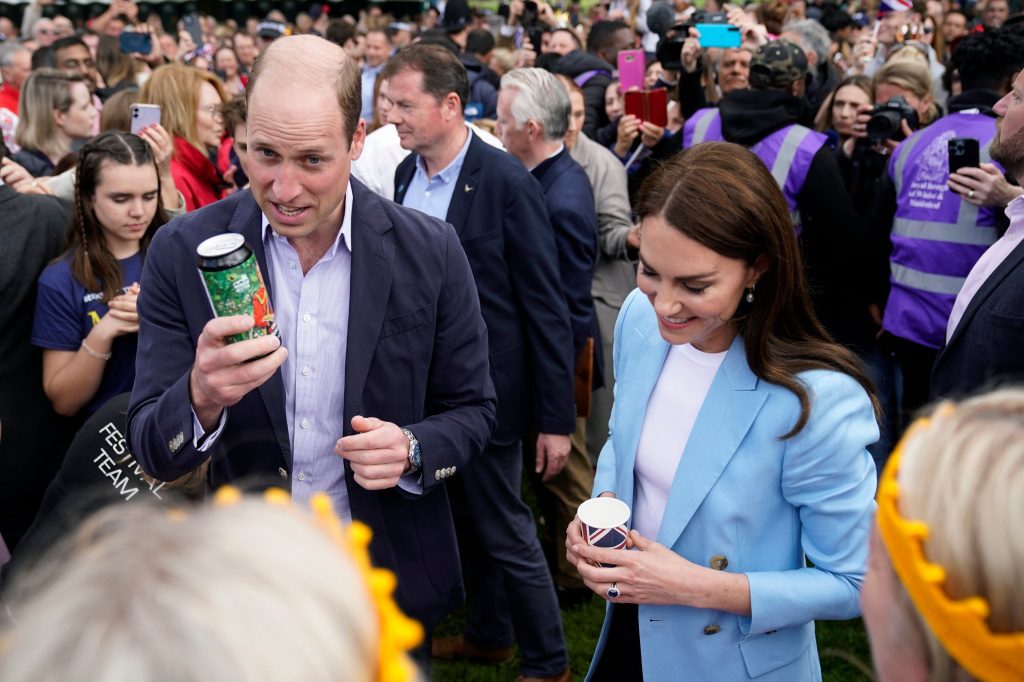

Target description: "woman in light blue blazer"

left=567, top=142, right=880, bottom=681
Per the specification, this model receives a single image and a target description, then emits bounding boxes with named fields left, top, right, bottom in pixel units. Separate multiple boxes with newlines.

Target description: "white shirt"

left=633, top=343, right=727, bottom=539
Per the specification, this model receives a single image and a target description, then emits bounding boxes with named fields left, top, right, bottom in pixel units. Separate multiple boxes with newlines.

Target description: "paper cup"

left=578, top=497, right=630, bottom=566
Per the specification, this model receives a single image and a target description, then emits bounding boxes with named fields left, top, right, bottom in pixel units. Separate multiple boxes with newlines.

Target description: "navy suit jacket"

left=531, top=147, right=603, bottom=389
left=931, top=239, right=1024, bottom=400
left=395, top=132, right=576, bottom=441
left=127, top=181, right=496, bottom=629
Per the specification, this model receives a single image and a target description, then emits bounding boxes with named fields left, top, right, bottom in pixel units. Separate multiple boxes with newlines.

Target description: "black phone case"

left=948, top=137, right=980, bottom=174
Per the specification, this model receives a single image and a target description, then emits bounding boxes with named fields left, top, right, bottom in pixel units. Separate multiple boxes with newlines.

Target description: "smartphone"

left=948, top=137, right=980, bottom=174
left=183, top=13, right=203, bottom=47
left=624, top=87, right=668, bottom=127
left=617, top=49, right=646, bottom=92
left=696, top=23, right=741, bottom=49
left=130, top=104, right=161, bottom=136
left=119, top=31, right=152, bottom=55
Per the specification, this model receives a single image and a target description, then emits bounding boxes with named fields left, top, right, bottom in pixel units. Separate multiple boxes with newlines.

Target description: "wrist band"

left=81, top=340, right=112, bottom=361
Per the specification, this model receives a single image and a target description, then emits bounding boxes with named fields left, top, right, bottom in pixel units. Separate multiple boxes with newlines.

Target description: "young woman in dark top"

left=32, top=131, right=168, bottom=419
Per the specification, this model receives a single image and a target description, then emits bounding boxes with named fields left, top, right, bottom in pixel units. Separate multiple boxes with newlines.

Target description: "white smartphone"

left=130, top=103, right=161, bottom=136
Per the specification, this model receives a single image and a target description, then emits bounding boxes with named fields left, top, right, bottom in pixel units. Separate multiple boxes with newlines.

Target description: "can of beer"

left=197, top=234, right=279, bottom=344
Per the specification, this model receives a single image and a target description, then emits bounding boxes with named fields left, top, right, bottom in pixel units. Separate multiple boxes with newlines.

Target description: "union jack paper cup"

left=578, top=497, right=631, bottom=567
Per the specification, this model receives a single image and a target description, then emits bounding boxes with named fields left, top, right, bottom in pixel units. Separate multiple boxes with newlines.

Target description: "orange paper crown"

left=876, top=418, right=1024, bottom=682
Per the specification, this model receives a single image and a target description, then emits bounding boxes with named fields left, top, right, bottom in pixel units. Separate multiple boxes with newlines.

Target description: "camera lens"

left=867, top=111, right=899, bottom=141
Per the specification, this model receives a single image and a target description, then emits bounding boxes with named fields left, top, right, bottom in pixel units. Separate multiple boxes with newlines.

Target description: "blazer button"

left=710, top=555, right=729, bottom=571
left=278, top=467, right=288, bottom=481
left=704, top=624, right=721, bottom=635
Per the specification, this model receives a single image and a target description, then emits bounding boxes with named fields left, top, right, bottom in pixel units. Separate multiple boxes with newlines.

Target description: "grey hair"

left=782, top=19, right=832, bottom=66
left=500, top=67, right=571, bottom=140
left=0, top=42, right=29, bottom=68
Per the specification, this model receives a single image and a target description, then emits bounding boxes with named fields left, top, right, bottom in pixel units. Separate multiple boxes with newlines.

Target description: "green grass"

left=431, top=603, right=874, bottom=681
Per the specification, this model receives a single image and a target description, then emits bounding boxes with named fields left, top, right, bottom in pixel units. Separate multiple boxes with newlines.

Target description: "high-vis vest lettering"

left=682, top=108, right=826, bottom=233
left=883, top=112, right=1000, bottom=349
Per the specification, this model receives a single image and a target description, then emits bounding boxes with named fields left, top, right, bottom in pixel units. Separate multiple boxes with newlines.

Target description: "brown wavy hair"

left=635, top=142, right=879, bottom=438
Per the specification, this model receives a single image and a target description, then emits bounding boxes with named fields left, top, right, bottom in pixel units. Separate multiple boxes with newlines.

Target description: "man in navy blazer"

left=496, top=68, right=600, bottom=601
left=389, top=45, right=575, bottom=681
left=932, top=69, right=1024, bottom=400
left=127, top=37, right=496, bottom=638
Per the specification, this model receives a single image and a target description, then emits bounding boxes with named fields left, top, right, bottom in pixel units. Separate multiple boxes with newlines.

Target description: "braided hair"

left=65, top=131, right=169, bottom=304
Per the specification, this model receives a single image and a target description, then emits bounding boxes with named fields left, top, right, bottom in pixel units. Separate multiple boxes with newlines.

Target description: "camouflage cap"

left=749, top=40, right=809, bottom=90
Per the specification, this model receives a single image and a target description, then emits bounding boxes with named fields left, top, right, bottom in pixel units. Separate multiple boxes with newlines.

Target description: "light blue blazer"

left=587, top=290, right=878, bottom=681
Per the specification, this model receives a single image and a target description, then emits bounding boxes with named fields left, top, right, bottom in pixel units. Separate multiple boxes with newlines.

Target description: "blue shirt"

left=32, top=252, right=143, bottom=415
left=399, top=127, right=473, bottom=221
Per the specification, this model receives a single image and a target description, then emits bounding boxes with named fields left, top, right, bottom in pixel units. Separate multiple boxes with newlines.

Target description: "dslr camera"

left=866, top=96, right=920, bottom=144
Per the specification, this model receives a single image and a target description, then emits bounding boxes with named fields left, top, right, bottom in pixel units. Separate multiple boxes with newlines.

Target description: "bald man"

left=127, top=36, right=496, bottom=646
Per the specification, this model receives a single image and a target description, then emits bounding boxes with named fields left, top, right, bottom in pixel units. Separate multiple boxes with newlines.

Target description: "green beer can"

left=197, top=234, right=279, bottom=344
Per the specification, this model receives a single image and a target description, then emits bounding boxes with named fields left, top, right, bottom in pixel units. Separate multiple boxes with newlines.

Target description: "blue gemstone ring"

left=606, top=583, right=620, bottom=599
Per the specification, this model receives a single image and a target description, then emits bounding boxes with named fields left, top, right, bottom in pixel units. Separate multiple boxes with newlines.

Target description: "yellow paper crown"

left=210, top=486, right=424, bottom=682
left=877, top=417, right=1024, bottom=682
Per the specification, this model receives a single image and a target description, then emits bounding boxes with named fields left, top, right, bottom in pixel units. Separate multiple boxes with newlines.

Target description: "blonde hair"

left=890, top=390, right=1024, bottom=680
left=874, top=58, right=939, bottom=125
left=14, top=68, right=89, bottom=160
left=0, top=498, right=381, bottom=682
left=138, top=63, right=228, bottom=154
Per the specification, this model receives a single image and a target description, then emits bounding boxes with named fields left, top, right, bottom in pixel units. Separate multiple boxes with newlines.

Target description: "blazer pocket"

left=981, top=308, right=1024, bottom=330
left=380, top=304, right=435, bottom=339
left=459, top=229, right=502, bottom=248
left=739, top=623, right=814, bottom=678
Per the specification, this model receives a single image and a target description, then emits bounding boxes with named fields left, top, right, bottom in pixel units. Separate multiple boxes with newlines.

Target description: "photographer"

left=554, top=20, right=634, bottom=137
left=872, top=28, right=1024, bottom=426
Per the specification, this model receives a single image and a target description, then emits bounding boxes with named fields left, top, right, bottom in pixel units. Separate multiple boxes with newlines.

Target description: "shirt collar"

left=415, top=125, right=474, bottom=184
left=528, top=142, right=565, bottom=172
left=261, top=182, right=354, bottom=255
left=1006, top=192, right=1024, bottom=224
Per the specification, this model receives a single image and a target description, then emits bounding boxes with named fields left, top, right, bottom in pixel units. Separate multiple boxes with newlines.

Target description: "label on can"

left=197, top=237, right=279, bottom=345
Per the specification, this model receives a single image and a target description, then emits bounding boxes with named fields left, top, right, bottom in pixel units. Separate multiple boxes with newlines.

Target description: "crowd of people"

left=1, top=0, right=1023, bottom=680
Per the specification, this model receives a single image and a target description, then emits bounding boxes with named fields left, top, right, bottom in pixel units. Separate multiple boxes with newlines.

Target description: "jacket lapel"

left=940, top=239, right=1024, bottom=359
left=343, top=181, right=395, bottom=431
left=444, top=133, right=482, bottom=237
left=656, top=336, right=767, bottom=548
left=226, top=192, right=292, bottom=467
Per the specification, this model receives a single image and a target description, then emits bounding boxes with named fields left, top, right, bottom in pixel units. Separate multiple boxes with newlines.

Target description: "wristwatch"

left=401, top=427, right=422, bottom=474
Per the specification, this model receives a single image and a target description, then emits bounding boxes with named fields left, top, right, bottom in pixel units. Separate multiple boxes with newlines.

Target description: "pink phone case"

left=617, top=49, right=646, bottom=93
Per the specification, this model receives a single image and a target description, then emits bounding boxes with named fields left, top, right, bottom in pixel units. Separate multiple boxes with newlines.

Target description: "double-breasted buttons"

left=703, top=624, right=721, bottom=635
left=710, top=555, right=729, bottom=571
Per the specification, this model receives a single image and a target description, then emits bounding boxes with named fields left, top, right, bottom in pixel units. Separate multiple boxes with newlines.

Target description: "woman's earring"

left=745, top=287, right=755, bottom=303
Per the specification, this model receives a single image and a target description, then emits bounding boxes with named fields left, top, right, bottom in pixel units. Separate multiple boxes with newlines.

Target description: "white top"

left=633, top=343, right=727, bottom=540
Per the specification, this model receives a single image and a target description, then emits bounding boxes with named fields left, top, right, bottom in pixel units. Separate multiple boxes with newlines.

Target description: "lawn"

left=431, top=600, right=875, bottom=681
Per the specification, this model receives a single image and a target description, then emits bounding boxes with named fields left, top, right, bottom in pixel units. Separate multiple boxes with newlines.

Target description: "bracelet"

left=81, top=340, right=112, bottom=361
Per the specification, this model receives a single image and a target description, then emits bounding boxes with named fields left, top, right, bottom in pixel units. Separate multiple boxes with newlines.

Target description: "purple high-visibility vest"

left=882, top=112, right=1000, bottom=349
left=682, top=107, right=827, bottom=233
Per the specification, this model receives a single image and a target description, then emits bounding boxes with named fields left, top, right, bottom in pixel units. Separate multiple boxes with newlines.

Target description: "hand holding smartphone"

left=948, top=138, right=980, bottom=174
left=130, top=104, right=161, bottom=136
left=624, top=88, right=668, bottom=128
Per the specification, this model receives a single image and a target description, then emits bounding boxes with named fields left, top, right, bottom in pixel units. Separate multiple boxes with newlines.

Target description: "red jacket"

left=171, top=137, right=223, bottom=212
left=0, top=84, right=19, bottom=115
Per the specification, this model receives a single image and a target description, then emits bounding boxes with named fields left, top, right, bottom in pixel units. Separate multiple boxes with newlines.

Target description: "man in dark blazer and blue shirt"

left=127, top=36, right=496, bottom=645
left=496, top=67, right=600, bottom=602
left=388, top=45, right=575, bottom=682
